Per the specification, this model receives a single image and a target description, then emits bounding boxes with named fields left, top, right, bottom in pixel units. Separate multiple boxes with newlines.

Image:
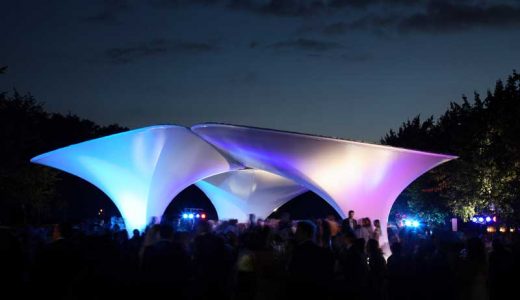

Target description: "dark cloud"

left=260, top=0, right=326, bottom=16
left=84, top=0, right=131, bottom=24
left=331, top=0, right=424, bottom=8
left=329, top=0, right=377, bottom=9
left=348, top=15, right=400, bottom=31
left=146, top=0, right=421, bottom=17
left=105, top=39, right=217, bottom=64
left=399, top=1, right=520, bottom=33
left=341, top=52, right=373, bottom=62
left=321, top=15, right=398, bottom=35
left=229, top=0, right=422, bottom=16
left=322, top=22, right=349, bottom=35
left=269, top=38, right=343, bottom=52
left=148, top=0, right=219, bottom=9
left=320, top=1, right=520, bottom=36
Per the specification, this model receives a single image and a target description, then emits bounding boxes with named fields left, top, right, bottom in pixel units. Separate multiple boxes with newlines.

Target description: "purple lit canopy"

left=193, top=124, right=456, bottom=250
left=31, top=123, right=456, bottom=249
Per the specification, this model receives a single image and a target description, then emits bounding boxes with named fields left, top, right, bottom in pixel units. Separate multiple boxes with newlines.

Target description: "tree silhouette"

left=0, top=89, right=128, bottom=225
left=382, top=71, right=520, bottom=223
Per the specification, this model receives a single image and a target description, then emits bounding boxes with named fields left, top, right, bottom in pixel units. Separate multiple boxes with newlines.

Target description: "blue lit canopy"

left=196, top=169, right=307, bottom=221
left=30, top=125, right=238, bottom=231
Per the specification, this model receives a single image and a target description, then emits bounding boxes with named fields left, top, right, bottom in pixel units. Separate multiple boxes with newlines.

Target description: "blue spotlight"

left=485, top=216, right=491, bottom=222
left=404, top=220, right=412, bottom=227
left=196, top=214, right=200, bottom=218
left=182, top=213, right=188, bottom=219
left=188, top=213, right=194, bottom=219
left=478, top=217, right=484, bottom=223
left=412, top=220, right=420, bottom=228
left=472, top=217, right=478, bottom=223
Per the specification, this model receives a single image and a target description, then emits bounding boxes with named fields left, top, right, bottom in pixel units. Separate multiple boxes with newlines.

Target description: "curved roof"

left=191, top=123, right=456, bottom=250
left=31, top=122, right=456, bottom=249
left=196, top=169, right=307, bottom=221
left=31, top=125, right=239, bottom=231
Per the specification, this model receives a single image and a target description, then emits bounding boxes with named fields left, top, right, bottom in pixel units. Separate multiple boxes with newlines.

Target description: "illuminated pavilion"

left=31, top=123, right=456, bottom=251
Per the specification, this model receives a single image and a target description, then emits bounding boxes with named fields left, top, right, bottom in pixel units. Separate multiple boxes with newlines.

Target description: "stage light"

left=493, top=216, right=497, bottom=222
left=188, top=213, right=194, bottom=219
left=201, top=214, right=206, bottom=219
left=510, top=228, right=515, bottom=233
left=404, top=220, right=412, bottom=227
left=487, top=226, right=496, bottom=233
left=196, top=214, right=200, bottom=218
left=412, top=220, right=420, bottom=228
left=485, top=216, right=491, bottom=222
left=182, top=213, right=188, bottom=219
left=478, top=217, right=484, bottom=223
left=472, top=217, right=478, bottom=222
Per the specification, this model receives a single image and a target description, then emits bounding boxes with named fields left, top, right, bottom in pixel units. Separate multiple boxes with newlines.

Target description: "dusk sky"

left=2, top=0, right=520, bottom=142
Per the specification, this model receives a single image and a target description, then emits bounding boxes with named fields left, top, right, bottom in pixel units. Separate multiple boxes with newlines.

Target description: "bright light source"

left=188, top=213, right=194, bottom=219
left=478, top=217, right=484, bottom=223
left=493, top=216, right=497, bottom=222
left=201, top=214, right=206, bottom=219
left=196, top=214, right=200, bottom=218
left=412, top=220, right=420, bottom=228
left=485, top=216, right=491, bottom=222
left=404, top=220, right=412, bottom=227
left=182, top=213, right=188, bottom=219
left=499, top=227, right=506, bottom=233
left=472, top=217, right=478, bottom=222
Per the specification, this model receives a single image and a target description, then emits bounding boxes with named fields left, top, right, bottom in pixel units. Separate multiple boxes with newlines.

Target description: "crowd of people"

left=1, top=210, right=519, bottom=300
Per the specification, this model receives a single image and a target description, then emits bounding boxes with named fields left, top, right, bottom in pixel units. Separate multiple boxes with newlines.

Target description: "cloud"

left=146, top=0, right=419, bottom=17
left=228, top=0, right=422, bottom=16
left=331, top=0, right=421, bottom=8
left=322, top=22, right=349, bottom=35
left=319, top=1, right=520, bottom=36
left=341, top=52, right=373, bottom=62
left=320, top=14, right=399, bottom=36
left=269, top=38, right=344, bottom=52
left=84, top=0, right=131, bottom=24
left=105, top=39, right=217, bottom=64
left=399, top=1, right=520, bottom=33
left=148, top=0, right=220, bottom=9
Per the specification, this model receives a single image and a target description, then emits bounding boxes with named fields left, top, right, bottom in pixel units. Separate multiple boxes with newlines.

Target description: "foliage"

left=0, top=90, right=128, bottom=225
left=382, top=71, right=520, bottom=223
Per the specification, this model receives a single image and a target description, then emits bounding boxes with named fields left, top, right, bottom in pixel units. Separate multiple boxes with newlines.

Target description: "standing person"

left=141, top=224, right=190, bottom=298
left=326, top=214, right=340, bottom=238
left=456, top=237, right=489, bottom=300
left=192, top=220, right=235, bottom=300
left=387, top=242, right=409, bottom=300
left=372, top=219, right=382, bottom=243
left=287, top=221, right=334, bottom=299
left=358, top=218, right=373, bottom=243
left=342, top=210, right=358, bottom=237
left=367, top=239, right=387, bottom=300
left=347, top=210, right=357, bottom=232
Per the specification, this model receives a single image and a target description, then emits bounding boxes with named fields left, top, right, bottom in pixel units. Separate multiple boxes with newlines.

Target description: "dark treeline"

left=0, top=87, right=127, bottom=225
left=383, top=71, right=520, bottom=224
